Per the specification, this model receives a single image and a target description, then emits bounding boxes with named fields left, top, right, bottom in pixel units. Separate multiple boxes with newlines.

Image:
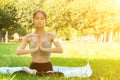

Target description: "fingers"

left=32, top=34, right=43, bottom=50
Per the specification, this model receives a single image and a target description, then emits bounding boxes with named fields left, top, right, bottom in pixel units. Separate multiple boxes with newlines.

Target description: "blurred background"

left=0, top=0, right=120, bottom=43
left=0, top=0, right=120, bottom=80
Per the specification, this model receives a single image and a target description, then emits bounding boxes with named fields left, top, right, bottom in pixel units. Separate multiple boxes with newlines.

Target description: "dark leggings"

left=14, top=62, right=64, bottom=77
left=30, top=62, right=53, bottom=73
left=30, top=62, right=64, bottom=77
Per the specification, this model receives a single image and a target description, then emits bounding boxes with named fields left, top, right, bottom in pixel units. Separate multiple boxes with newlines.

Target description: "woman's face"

left=33, top=12, right=46, bottom=28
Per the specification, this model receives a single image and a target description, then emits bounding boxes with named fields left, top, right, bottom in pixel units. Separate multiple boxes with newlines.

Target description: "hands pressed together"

left=35, top=37, right=45, bottom=52
left=17, top=35, right=45, bottom=55
left=17, top=34, right=63, bottom=55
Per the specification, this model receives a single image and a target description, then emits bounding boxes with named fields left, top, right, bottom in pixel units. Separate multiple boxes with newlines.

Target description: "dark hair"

left=33, top=9, right=47, bottom=19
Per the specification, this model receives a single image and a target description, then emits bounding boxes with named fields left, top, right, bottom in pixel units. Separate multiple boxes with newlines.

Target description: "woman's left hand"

left=39, top=42, right=44, bottom=51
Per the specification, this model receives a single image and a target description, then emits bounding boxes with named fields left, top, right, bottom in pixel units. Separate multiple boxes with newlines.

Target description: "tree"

left=0, top=2, right=19, bottom=42
left=43, top=0, right=72, bottom=33
left=15, top=0, right=43, bottom=33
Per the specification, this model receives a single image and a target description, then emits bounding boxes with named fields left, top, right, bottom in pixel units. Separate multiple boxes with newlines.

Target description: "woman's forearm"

left=40, top=47, right=63, bottom=53
left=17, top=48, right=38, bottom=55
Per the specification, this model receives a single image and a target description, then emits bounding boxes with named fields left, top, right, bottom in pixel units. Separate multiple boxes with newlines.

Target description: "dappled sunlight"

left=90, top=58, right=120, bottom=80
left=117, top=0, right=120, bottom=7
left=1, top=42, right=120, bottom=64
left=52, top=41, right=120, bottom=59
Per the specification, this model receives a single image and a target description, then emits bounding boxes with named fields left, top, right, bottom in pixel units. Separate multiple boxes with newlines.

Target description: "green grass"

left=0, top=41, right=120, bottom=80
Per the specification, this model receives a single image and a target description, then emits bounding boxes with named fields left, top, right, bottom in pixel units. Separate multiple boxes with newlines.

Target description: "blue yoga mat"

left=0, top=63, right=92, bottom=78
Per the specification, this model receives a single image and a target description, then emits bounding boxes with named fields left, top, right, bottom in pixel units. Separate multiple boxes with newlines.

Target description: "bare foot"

left=22, top=67, right=37, bottom=75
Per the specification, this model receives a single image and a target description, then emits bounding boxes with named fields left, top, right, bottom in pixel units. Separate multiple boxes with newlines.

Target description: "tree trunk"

left=0, top=29, right=2, bottom=42
left=98, top=34, right=104, bottom=42
left=108, top=31, right=113, bottom=43
left=5, top=31, right=8, bottom=43
left=103, top=32, right=106, bottom=42
left=114, top=31, right=120, bottom=43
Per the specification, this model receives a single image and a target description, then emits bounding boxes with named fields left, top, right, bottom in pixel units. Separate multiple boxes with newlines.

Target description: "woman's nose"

left=38, top=19, right=43, bottom=21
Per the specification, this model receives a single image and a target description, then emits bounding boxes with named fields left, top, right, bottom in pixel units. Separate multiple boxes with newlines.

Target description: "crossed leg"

left=14, top=67, right=64, bottom=77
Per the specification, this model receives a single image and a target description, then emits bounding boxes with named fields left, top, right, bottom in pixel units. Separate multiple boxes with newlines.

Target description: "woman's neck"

left=34, top=28, right=46, bottom=36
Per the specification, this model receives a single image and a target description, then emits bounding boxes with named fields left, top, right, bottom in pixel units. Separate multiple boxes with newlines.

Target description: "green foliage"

left=57, top=25, right=75, bottom=40
left=15, top=26, right=27, bottom=36
left=0, top=2, right=19, bottom=31
left=15, top=0, right=42, bottom=34
left=42, top=0, right=120, bottom=39
left=43, top=0, right=71, bottom=32
left=0, top=0, right=120, bottom=40
left=0, top=1, right=20, bottom=40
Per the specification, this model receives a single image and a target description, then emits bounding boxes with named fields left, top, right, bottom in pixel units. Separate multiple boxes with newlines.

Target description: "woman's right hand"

left=17, top=34, right=40, bottom=55
left=17, top=46, right=39, bottom=55
left=34, top=43, right=39, bottom=52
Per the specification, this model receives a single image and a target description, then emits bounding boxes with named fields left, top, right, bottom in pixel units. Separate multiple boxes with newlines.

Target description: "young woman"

left=16, top=9, right=63, bottom=76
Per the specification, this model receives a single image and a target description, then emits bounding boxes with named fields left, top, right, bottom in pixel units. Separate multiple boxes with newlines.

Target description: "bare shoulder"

left=47, top=32, right=57, bottom=38
left=22, top=34, right=32, bottom=42
left=23, top=34, right=32, bottom=38
left=47, top=32, right=58, bottom=42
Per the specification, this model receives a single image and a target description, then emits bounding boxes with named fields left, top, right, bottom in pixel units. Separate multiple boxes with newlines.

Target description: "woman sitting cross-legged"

left=16, top=9, right=64, bottom=77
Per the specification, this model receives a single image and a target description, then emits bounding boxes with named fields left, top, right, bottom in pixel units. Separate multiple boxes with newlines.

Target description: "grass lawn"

left=0, top=41, right=120, bottom=80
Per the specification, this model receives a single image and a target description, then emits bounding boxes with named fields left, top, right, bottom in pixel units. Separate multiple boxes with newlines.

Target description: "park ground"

left=0, top=41, right=120, bottom=80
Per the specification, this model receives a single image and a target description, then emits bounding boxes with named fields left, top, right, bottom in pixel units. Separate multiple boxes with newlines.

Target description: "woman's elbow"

left=16, top=52, right=20, bottom=56
left=16, top=50, right=22, bottom=55
left=59, top=47, right=63, bottom=53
